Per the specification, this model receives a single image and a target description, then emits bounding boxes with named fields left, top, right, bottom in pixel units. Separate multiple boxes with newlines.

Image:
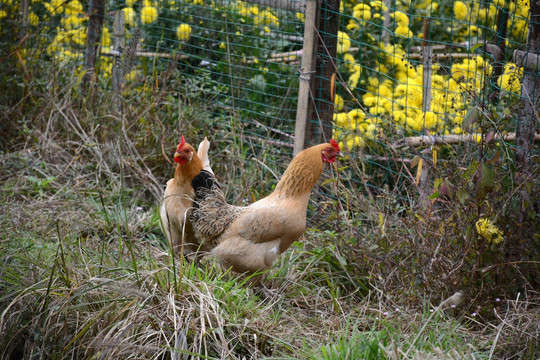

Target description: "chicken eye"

left=183, top=149, right=190, bottom=153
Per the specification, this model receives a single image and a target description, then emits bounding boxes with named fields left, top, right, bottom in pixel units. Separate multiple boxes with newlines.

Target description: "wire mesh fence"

left=5, top=0, right=540, bottom=192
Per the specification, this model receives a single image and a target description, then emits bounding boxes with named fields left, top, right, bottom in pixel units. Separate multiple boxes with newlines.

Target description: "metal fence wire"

left=11, top=0, right=540, bottom=189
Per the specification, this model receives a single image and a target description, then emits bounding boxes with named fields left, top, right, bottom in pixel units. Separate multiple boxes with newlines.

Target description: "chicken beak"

left=337, top=151, right=344, bottom=158
left=174, top=152, right=181, bottom=160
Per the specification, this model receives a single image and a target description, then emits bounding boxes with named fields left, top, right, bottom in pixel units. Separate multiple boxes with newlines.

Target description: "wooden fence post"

left=308, top=0, right=340, bottom=145
left=112, top=10, right=125, bottom=110
left=422, top=18, right=432, bottom=113
left=514, top=1, right=540, bottom=173
left=83, top=0, right=105, bottom=87
left=294, top=0, right=319, bottom=156
left=20, top=0, right=29, bottom=35
left=294, top=0, right=340, bottom=155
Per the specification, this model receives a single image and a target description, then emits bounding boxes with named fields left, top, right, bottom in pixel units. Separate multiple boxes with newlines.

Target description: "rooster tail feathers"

left=197, top=137, right=214, bottom=174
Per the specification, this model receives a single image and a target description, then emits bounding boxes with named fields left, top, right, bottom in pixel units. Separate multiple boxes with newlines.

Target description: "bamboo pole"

left=241, top=0, right=306, bottom=13
left=393, top=133, right=540, bottom=148
left=294, top=0, right=318, bottom=156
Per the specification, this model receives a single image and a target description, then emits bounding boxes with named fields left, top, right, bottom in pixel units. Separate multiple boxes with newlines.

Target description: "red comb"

left=177, top=135, right=186, bottom=152
left=330, top=139, right=340, bottom=152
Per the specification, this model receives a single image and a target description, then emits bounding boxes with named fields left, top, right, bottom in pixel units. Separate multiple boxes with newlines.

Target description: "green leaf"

left=464, top=160, right=479, bottom=180
left=433, top=177, right=443, bottom=190
left=428, top=191, right=440, bottom=199
left=476, top=163, right=496, bottom=198
left=462, top=106, right=480, bottom=130
left=470, top=43, right=483, bottom=52
left=456, top=188, right=470, bottom=205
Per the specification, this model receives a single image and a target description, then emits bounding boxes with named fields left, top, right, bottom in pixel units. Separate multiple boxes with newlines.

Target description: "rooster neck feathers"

left=174, top=151, right=202, bottom=183
left=272, top=144, right=328, bottom=198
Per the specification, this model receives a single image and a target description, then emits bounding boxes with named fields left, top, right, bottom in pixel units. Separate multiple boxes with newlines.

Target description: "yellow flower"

left=370, top=1, right=388, bottom=11
left=346, top=20, right=360, bottom=31
left=453, top=1, right=468, bottom=21
left=392, top=11, right=409, bottom=27
left=348, top=69, right=361, bottom=89
left=65, top=0, right=82, bottom=15
left=334, top=112, right=350, bottom=128
left=123, top=7, right=136, bottom=26
left=395, top=25, right=412, bottom=38
left=126, top=0, right=136, bottom=6
left=296, top=12, right=305, bottom=22
left=334, top=94, right=344, bottom=111
left=61, top=15, right=82, bottom=29
left=423, top=111, right=441, bottom=129
left=259, top=10, right=279, bottom=27
left=176, top=23, right=192, bottom=42
left=141, top=6, right=158, bottom=25
left=72, top=27, right=86, bottom=45
left=347, top=108, right=366, bottom=127
left=476, top=218, right=504, bottom=244
left=353, top=4, right=371, bottom=21
left=45, top=0, right=64, bottom=15
left=337, top=31, right=351, bottom=54
left=497, top=63, right=522, bottom=94
left=344, top=135, right=365, bottom=150
left=29, top=11, right=39, bottom=26
left=0, top=10, right=7, bottom=20
left=249, top=5, right=259, bottom=15
left=97, top=27, right=110, bottom=48
left=125, top=70, right=140, bottom=81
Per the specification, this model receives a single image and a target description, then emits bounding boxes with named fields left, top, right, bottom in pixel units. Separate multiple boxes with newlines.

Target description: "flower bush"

left=15, top=0, right=531, bottom=149
left=333, top=0, right=530, bottom=151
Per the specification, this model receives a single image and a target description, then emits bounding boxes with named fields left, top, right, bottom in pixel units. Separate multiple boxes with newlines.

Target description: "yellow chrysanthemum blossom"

left=44, top=0, right=63, bottom=15
left=348, top=69, right=361, bottom=89
left=337, top=31, right=351, bottom=54
left=123, top=7, right=136, bottom=26
left=29, top=11, right=39, bottom=26
left=369, top=0, right=388, bottom=11
left=453, top=1, right=468, bottom=21
left=65, top=0, right=82, bottom=15
left=353, top=3, right=371, bottom=21
left=395, top=25, right=413, bottom=38
left=334, top=94, right=344, bottom=111
left=101, top=27, right=111, bottom=48
left=392, top=11, right=409, bottom=27
left=176, top=23, right=192, bottom=42
left=476, top=218, right=504, bottom=244
left=141, top=6, right=158, bottom=25
left=497, top=63, right=522, bottom=94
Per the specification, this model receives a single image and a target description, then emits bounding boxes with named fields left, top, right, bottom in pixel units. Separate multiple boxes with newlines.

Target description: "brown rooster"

left=189, top=140, right=342, bottom=276
left=160, top=136, right=212, bottom=256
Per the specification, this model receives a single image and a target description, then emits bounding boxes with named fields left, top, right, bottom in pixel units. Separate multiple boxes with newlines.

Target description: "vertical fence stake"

left=422, top=18, right=432, bottom=113
left=112, top=10, right=125, bottom=111
left=307, top=0, right=340, bottom=145
left=515, top=1, right=540, bottom=173
left=294, top=0, right=319, bottom=156
left=20, top=0, right=29, bottom=35
left=83, top=0, right=105, bottom=88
